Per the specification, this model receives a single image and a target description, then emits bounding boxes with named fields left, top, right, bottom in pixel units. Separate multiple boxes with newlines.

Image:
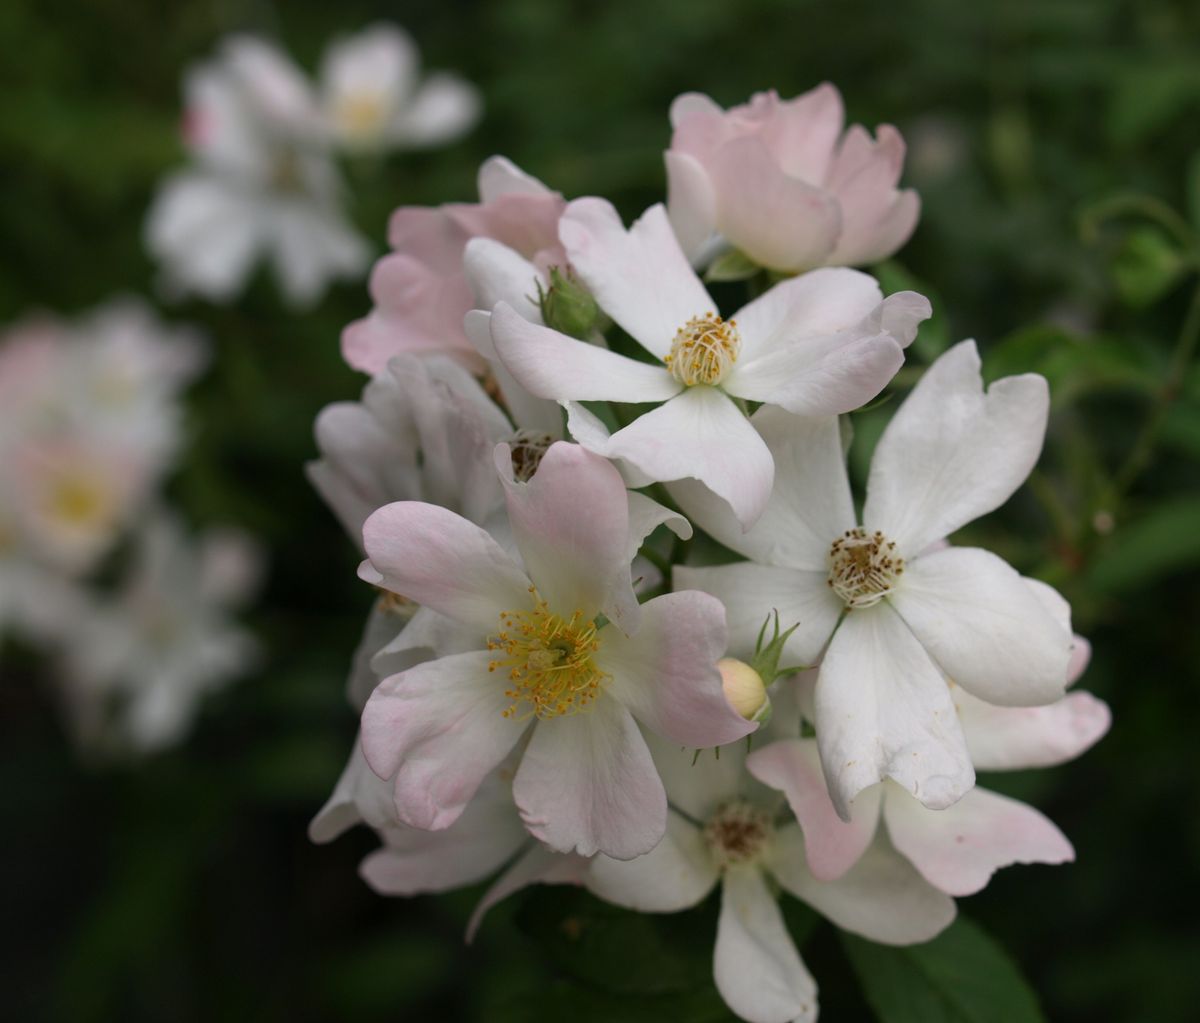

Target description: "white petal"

left=309, top=736, right=396, bottom=842
left=587, top=812, right=719, bottom=912
left=625, top=490, right=692, bottom=565
left=863, top=340, right=1050, bottom=554
left=646, top=729, right=747, bottom=823
left=883, top=785, right=1074, bottom=897
left=463, top=309, right=564, bottom=438
left=587, top=386, right=774, bottom=530
left=477, top=156, right=556, bottom=202
left=390, top=73, right=481, bottom=147
left=490, top=301, right=681, bottom=402
left=768, top=825, right=956, bottom=945
left=747, top=739, right=881, bottom=881
left=672, top=562, right=841, bottom=667
left=669, top=407, right=854, bottom=568
left=360, top=501, right=531, bottom=635
left=955, top=686, right=1111, bottom=770
left=560, top=199, right=714, bottom=357
left=512, top=697, right=667, bottom=859
left=815, top=605, right=974, bottom=818
left=890, top=547, right=1072, bottom=706
left=714, top=865, right=819, bottom=1023
left=360, top=651, right=528, bottom=829
left=665, top=151, right=718, bottom=264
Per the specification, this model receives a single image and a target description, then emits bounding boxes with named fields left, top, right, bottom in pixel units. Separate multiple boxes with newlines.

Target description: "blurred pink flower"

left=342, top=156, right=566, bottom=375
left=667, top=84, right=920, bottom=273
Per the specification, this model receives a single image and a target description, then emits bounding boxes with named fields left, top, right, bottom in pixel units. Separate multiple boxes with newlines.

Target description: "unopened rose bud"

left=537, top=266, right=601, bottom=339
left=718, top=658, right=770, bottom=722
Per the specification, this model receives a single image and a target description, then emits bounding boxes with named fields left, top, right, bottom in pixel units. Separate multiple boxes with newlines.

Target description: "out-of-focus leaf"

left=1088, top=496, right=1200, bottom=593
left=485, top=979, right=736, bottom=1023
left=1187, top=150, right=1200, bottom=230
left=1106, top=62, right=1200, bottom=147
left=842, top=916, right=1046, bottom=1023
left=1111, top=225, right=1187, bottom=308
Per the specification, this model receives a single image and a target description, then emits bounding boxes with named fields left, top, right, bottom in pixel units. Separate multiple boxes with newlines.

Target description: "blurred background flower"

left=2, top=1, right=1199, bottom=1021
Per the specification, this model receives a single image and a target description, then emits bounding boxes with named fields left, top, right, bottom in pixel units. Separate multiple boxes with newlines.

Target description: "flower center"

left=48, top=473, right=113, bottom=528
left=827, top=527, right=904, bottom=609
left=508, top=429, right=556, bottom=483
left=488, top=592, right=607, bottom=720
left=335, top=92, right=388, bottom=139
left=665, top=313, right=741, bottom=386
left=704, top=799, right=773, bottom=868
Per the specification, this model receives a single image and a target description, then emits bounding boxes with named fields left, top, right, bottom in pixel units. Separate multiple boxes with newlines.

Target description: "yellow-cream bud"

left=718, top=658, right=769, bottom=721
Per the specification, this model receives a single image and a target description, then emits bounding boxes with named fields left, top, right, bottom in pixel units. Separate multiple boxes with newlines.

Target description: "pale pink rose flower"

left=357, top=442, right=752, bottom=859
left=489, top=197, right=928, bottom=529
left=674, top=341, right=1073, bottom=816
left=341, top=156, right=566, bottom=375
left=667, top=84, right=920, bottom=273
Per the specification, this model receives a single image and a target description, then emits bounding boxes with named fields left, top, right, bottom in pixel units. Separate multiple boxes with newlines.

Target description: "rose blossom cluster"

left=146, top=23, right=481, bottom=308
left=0, top=300, right=261, bottom=754
left=309, top=84, right=1110, bottom=1023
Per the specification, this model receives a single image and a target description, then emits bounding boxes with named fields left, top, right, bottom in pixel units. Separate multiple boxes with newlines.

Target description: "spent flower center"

left=827, top=527, right=904, bottom=609
left=508, top=429, right=557, bottom=483
left=665, top=312, right=741, bottom=386
left=488, top=590, right=607, bottom=720
left=704, top=799, right=774, bottom=868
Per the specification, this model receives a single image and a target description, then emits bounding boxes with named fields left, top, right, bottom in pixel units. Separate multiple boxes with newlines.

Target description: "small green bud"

left=536, top=266, right=601, bottom=339
left=749, top=609, right=809, bottom=687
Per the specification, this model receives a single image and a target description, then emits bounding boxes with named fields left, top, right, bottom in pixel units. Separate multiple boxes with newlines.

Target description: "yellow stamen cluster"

left=704, top=799, right=773, bottom=868
left=335, top=93, right=387, bottom=138
left=827, top=527, right=904, bottom=609
left=508, top=429, right=557, bottom=483
left=488, top=590, right=607, bottom=720
left=49, top=475, right=112, bottom=528
left=665, top=312, right=741, bottom=386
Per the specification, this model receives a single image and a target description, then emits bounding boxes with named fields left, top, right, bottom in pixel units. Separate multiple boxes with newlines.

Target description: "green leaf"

left=1087, top=496, right=1200, bottom=593
left=842, top=916, right=1046, bottom=1023
left=1111, top=225, right=1187, bottom=308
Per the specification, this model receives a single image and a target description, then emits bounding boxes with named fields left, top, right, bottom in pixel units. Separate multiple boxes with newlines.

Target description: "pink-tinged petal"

left=769, top=825, right=956, bottom=945
left=747, top=739, right=882, bottom=881
left=731, top=267, right=884, bottom=363
left=883, top=785, right=1074, bottom=897
left=669, top=91, right=725, bottom=132
left=466, top=843, right=589, bottom=942
left=512, top=697, right=667, bottom=859
left=715, top=865, right=819, bottom=1023
left=665, top=151, right=718, bottom=263
left=341, top=252, right=481, bottom=374
left=815, top=604, right=974, bottom=819
left=361, top=501, right=530, bottom=635
left=1068, top=635, right=1092, bottom=685
left=672, top=562, right=841, bottom=667
left=598, top=591, right=754, bottom=748
left=496, top=441, right=639, bottom=630
left=309, top=736, right=397, bottom=842
left=723, top=329, right=904, bottom=417
left=345, top=598, right=417, bottom=712
left=891, top=547, right=1072, bottom=707
left=670, top=407, right=854, bottom=569
left=826, top=125, right=921, bottom=266
left=955, top=686, right=1111, bottom=771
left=360, top=770, right=528, bottom=896
left=477, top=156, right=556, bottom=202
left=709, top=136, right=841, bottom=273
left=762, top=83, right=845, bottom=184
left=590, top=386, right=774, bottom=530
left=490, top=301, right=681, bottom=402
left=559, top=199, right=713, bottom=358
left=587, top=812, right=719, bottom=912
left=360, top=651, right=529, bottom=830
left=863, top=340, right=1049, bottom=555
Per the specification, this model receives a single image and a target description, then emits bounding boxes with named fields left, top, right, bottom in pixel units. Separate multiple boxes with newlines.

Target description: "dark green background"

left=3, top=0, right=1199, bottom=1019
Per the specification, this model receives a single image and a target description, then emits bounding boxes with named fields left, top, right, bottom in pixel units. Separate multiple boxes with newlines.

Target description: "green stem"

left=1080, top=192, right=1200, bottom=260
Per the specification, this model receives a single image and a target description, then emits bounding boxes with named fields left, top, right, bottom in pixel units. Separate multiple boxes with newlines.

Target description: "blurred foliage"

left=3, top=0, right=1200, bottom=1021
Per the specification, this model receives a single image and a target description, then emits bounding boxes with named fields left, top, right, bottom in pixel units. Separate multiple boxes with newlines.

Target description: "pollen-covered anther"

left=827, top=527, right=905, bottom=609
left=704, top=799, right=773, bottom=868
left=665, top=312, right=741, bottom=386
left=507, top=429, right=557, bottom=483
left=487, top=592, right=607, bottom=720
